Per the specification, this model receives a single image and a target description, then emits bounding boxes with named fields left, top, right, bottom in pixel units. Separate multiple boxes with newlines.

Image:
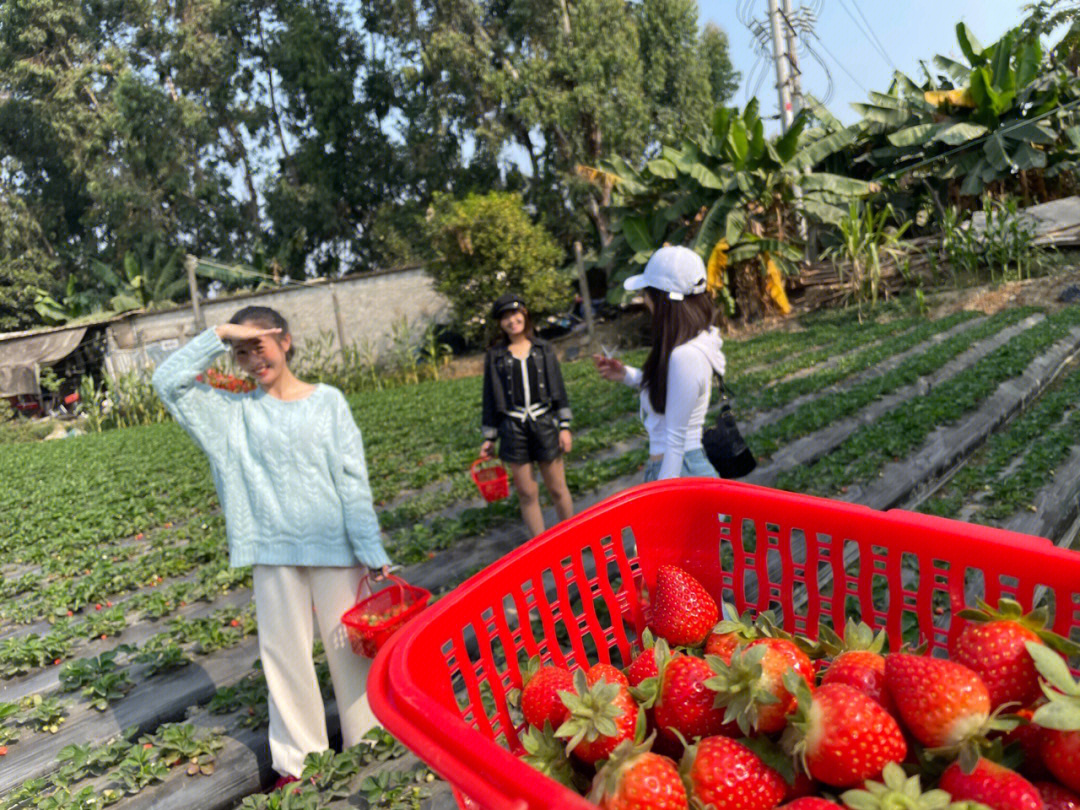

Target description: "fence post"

left=185, top=254, right=206, bottom=332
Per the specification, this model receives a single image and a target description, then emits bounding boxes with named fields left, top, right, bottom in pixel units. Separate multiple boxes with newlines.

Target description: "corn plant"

left=821, top=202, right=911, bottom=316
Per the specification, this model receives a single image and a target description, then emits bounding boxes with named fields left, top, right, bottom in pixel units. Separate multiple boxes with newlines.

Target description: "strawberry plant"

left=19, top=695, right=67, bottom=734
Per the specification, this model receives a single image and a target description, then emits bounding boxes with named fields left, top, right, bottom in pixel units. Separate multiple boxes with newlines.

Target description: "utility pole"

left=782, top=0, right=803, bottom=119
left=185, top=254, right=206, bottom=332
left=767, top=0, right=795, bottom=132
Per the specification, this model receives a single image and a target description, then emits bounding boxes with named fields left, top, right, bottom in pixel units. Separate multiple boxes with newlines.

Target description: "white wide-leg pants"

left=252, top=565, right=377, bottom=777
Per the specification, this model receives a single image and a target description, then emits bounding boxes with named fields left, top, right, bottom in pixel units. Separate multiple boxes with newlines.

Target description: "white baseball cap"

left=623, top=246, right=708, bottom=301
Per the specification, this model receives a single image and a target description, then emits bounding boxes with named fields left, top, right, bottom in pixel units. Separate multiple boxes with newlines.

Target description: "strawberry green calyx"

left=703, top=645, right=782, bottom=735
left=1027, top=641, right=1080, bottom=730
left=840, top=762, right=992, bottom=810
left=555, top=669, right=643, bottom=755
left=738, top=734, right=797, bottom=786
left=959, top=599, right=1080, bottom=656
left=817, top=619, right=888, bottom=657
left=586, top=734, right=659, bottom=804
left=520, top=724, right=584, bottom=791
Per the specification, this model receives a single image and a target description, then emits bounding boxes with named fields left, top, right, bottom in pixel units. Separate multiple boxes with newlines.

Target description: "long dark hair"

left=489, top=307, right=535, bottom=348
left=640, top=288, right=715, bottom=413
left=229, top=305, right=295, bottom=361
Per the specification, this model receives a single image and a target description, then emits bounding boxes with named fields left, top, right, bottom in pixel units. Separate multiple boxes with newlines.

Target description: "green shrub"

left=426, top=192, right=571, bottom=344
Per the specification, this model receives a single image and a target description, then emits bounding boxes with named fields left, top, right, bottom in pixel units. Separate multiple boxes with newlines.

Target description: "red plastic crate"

left=368, top=480, right=1080, bottom=810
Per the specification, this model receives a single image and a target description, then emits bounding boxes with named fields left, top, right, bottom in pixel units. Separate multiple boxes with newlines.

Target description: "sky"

left=698, top=0, right=1037, bottom=130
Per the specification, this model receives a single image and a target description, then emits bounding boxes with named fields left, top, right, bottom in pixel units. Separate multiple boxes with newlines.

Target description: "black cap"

left=491, top=293, right=527, bottom=319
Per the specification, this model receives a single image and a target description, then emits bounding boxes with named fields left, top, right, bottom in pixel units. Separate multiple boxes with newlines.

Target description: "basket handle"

left=356, top=571, right=410, bottom=602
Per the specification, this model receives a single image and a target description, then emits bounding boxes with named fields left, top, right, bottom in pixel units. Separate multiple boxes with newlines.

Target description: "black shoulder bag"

left=702, top=373, right=756, bottom=479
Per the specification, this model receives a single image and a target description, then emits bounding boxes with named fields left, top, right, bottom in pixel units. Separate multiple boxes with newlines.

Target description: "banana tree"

left=852, top=20, right=1080, bottom=200
left=593, top=100, right=876, bottom=317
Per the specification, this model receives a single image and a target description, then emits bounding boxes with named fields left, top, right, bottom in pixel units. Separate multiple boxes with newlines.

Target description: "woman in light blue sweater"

left=152, top=305, right=393, bottom=789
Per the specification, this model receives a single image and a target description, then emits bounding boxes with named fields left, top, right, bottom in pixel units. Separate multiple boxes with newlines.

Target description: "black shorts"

left=498, top=414, right=562, bottom=465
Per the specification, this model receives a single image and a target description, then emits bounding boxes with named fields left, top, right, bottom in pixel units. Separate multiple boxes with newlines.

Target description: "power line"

left=831, top=0, right=895, bottom=72
left=810, top=30, right=870, bottom=94
left=848, top=0, right=899, bottom=71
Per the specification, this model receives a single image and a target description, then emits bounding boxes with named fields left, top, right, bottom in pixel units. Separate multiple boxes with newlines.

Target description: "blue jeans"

left=642, top=448, right=719, bottom=482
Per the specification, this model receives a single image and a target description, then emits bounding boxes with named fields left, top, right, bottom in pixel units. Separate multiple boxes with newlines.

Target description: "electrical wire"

left=802, top=38, right=835, bottom=104
left=809, top=30, right=869, bottom=93
left=830, top=0, right=895, bottom=72
left=848, top=0, right=899, bottom=71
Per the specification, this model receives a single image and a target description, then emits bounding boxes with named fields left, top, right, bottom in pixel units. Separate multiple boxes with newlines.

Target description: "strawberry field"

left=4, top=300, right=1080, bottom=809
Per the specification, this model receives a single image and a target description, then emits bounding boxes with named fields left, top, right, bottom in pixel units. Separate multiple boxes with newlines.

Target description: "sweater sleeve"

left=151, top=328, right=231, bottom=462
left=333, top=393, right=392, bottom=570
left=481, top=351, right=499, bottom=440
left=546, top=350, right=572, bottom=429
left=656, top=348, right=709, bottom=480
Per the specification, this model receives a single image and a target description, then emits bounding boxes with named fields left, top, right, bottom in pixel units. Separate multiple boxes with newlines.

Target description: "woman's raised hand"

left=592, top=354, right=626, bottom=382
left=215, top=323, right=282, bottom=343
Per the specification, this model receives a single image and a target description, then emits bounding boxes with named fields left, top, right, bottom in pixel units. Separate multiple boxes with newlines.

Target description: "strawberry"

left=557, top=668, right=642, bottom=765
left=884, top=653, right=991, bottom=748
left=781, top=678, right=906, bottom=788
left=680, top=735, right=787, bottom=810
left=778, top=800, right=843, bottom=810
left=783, top=770, right=818, bottom=801
left=704, top=604, right=760, bottom=663
left=648, top=654, right=734, bottom=748
left=706, top=638, right=814, bottom=735
left=587, top=737, right=687, bottom=810
left=1005, top=706, right=1051, bottom=780
left=625, top=631, right=671, bottom=688
left=1027, top=641, right=1080, bottom=793
left=952, top=598, right=1078, bottom=711
left=519, top=658, right=574, bottom=731
left=939, top=758, right=1043, bottom=810
left=589, top=662, right=630, bottom=689
left=648, top=565, right=718, bottom=647
left=840, top=762, right=991, bottom=810
left=1036, top=782, right=1080, bottom=810
left=818, top=620, right=896, bottom=717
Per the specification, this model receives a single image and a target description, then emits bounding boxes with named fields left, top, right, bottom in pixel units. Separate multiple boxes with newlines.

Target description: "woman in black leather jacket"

left=480, top=294, right=574, bottom=537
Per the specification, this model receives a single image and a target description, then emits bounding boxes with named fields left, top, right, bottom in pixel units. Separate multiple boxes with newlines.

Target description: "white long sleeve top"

left=621, top=328, right=726, bottom=480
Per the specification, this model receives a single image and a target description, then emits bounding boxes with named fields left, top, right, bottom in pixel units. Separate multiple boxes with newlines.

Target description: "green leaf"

left=802, top=94, right=843, bottom=132
left=725, top=208, right=747, bottom=247
left=984, top=132, right=1014, bottom=172
left=1003, top=121, right=1057, bottom=145
left=989, top=32, right=1015, bottom=92
left=621, top=216, right=654, bottom=254
left=712, top=107, right=732, bottom=142
left=852, top=103, right=913, bottom=128
left=727, top=121, right=750, bottom=167
left=790, top=126, right=859, bottom=171
left=774, top=114, right=807, bottom=163
left=960, top=158, right=990, bottom=195
left=1012, top=142, right=1047, bottom=171
left=646, top=159, right=677, bottom=179
left=934, top=122, right=990, bottom=146
left=888, top=123, right=947, bottom=147
left=956, top=22, right=985, bottom=66
left=1027, top=642, right=1080, bottom=696
left=689, top=163, right=725, bottom=190
left=1066, top=126, right=1080, bottom=149
left=934, top=54, right=972, bottom=83
left=691, top=192, right=739, bottom=258
left=1015, top=39, right=1043, bottom=88
left=799, top=173, right=876, bottom=196
left=799, top=198, right=849, bottom=226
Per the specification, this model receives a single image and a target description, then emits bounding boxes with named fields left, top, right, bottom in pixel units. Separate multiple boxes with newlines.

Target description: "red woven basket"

left=341, top=574, right=431, bottom=658
left=470, top=458, right=509, bottom=503
left=368, top=479, right=1080, bottom=810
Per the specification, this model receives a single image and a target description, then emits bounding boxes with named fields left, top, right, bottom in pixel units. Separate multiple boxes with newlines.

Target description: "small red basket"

left=470, top=458, right=509, bottom=503
left=369, top=479, right=1080, bottom=810
left=341, top=574, right=431, bottom=658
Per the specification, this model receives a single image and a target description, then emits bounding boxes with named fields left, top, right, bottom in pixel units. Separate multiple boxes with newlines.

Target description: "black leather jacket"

left=481, top=338, right=572, bottom=440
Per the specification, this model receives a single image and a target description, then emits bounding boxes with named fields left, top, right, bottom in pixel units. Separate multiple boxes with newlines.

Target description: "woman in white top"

left=594, top=246, right=726, bottom=481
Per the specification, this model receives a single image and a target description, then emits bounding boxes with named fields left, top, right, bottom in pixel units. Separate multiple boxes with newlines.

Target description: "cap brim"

left=623, top=274, right=649, bottom=291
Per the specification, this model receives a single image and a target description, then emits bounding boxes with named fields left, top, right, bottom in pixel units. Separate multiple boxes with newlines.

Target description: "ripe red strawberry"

left=651, top=655, right=734, bottom=747
left=557, top=669, right=642, bottom=765
left=951, top=598, right=1064, bottom=710
left=519, top=658, right=574, bottom=731
left=625, top=632, right=670, bottom=688
left=1028, top=641, right=1080, bottom=793
left=778, top=800, right=843, bottom=810
left=680, top=735, right=787, bottom=810
left=1036, top=782, right=1080, bottom=810
left=588, top=738, right=687, bottom=810
left=648, top=565, right=718, bottom=647
left=781, top=679, right=906, bottom=788
left=588, top=662, right=630, bottom=689
left=704, top=604, right=760, bottom=663
left=884, top=653, right=990, bottom=748
left=1005, top=706, right=1051, bottom=780
left=939, top=758, right=1043, bottom=810
left=707, top=638, right=814, bottom=735
left=783, top=770, right=818, bottom=801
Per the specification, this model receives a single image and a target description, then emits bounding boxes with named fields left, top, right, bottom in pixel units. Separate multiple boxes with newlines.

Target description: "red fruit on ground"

left=652, top=655, right=733, bottom=747
left=589, top=740, right=687, bottom=810
left=821, top=649, right=896, bottom=717
left=951, top=612, right=1044, bottom=709
left=939, top=758, right=1043, bottom=810
left=520, top=663, right=574, bottom=731
left=1040, top=729, right=1080, bottom=794
left=680, top=735, right=787, bottom=810
left=0, top=746, right=7, bottom=756
left=884, top=653, right=990, bottom=748
left=649, top=565, right=718, bottom=647
left=1036, top=782, right=1080, bottom=810
left=778, top=800, right=843, bottom=810
left=781, top=681, right=906, bottom=788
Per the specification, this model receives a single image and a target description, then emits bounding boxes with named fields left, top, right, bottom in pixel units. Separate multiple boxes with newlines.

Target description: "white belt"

left=506, top=403, right=550, bottom=422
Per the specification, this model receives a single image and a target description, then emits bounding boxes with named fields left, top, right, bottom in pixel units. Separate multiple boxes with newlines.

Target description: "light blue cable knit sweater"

left=152, top=328, right=392, bottom=570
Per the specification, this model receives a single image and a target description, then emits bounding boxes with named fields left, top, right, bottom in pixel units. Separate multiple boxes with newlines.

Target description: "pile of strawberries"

left=514, top=564, right=1080, bottom=810
left=196, top=368, right=255, bottom=393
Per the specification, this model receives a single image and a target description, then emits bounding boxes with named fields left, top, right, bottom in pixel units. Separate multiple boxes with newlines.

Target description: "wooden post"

left=185, top=254, right=206, bottom=332
left=329, top=283, right=348, bottom=358
left=574, top=241, right=596, bottom=345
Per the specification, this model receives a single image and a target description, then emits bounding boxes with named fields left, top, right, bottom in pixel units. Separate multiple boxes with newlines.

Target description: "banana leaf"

left=689, top=163, right=725, bottom=190
left=646, top=158, right=678, bottom=179
left=989, top=32, right=1016, bottom=93
left=984, top=132, right=1015, bottom=172
left=691, top=192, right=740, bottom=259
left=798, top=173, right=876, bottom=196
left=802, top=94, right=843, bottom=132
left=933, top=54, right=972, bottom=83
left=1012, top=141, right=1047, bottom=170
left=622, top=216, right=655, bottom=254
left=1003, top=121, right=1057, bottom=144
left=934, top=122, right=989, bottom=145
left=960, top=158, right=991, bottom=195
left=1016, top=39, right=1043, bottom=88
left=798, top=198, right=849, bottom=226
left=888, top=122, right=947, bottom=147
left=789, top=126, right=860, bottom=171
left=851, top=103, right=912, bottom=128
left=956, top=22, right=986, bottom=66
left=727, top=238, right=802, bottom=264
